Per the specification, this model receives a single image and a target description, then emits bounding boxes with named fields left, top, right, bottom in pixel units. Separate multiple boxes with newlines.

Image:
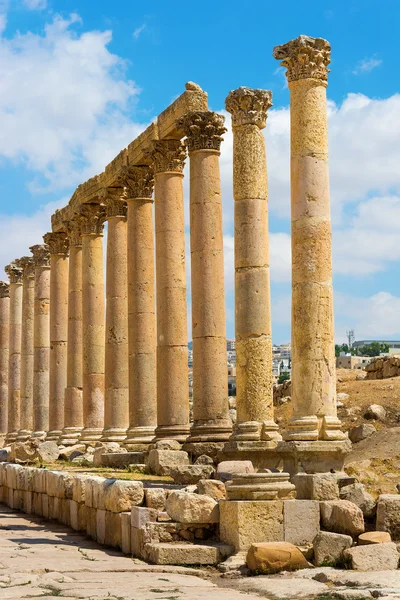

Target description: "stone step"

left=145, top=541, right=233, bottom=565
left=101, top=452, right=147, bottom=468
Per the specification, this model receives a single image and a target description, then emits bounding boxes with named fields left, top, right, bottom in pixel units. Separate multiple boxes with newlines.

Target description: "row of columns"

left=0, top=36, right=345, bottom=463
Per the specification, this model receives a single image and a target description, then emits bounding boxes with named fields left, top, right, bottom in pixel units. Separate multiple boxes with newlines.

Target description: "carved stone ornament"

left=0, top=281, right=10, bottom=298
left=78, top=203, right=106, bottom=235
left=29, top=244, right=50, bottom=267
left=100, top=187, right=127, bottom=218
left=5, top=262, right=23, bottom=284
left=64, top=219, right=82, bottom=247
left=273, top=35, right=331, bottom=84
left=15, top=256, right=35, bottom=278
left=225, top=87, right=273, bottom=129
left=116, top=165, right=154, bottom=200
left=179, top=110, right=227, bottom=153
left=150, top=139, right=187, bottom=174
left=43, top=232, right=69, bottom=256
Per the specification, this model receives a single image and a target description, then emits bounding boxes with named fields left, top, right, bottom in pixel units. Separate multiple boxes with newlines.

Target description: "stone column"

left=15, top=257, right=35, bottom=441
left=61, top=220, right=84, bottom=445
left=44, top=232, right=69, bottom=441
left=273, top=35, right=345, bottom=443
left=30, top=245, right=51, bottom=439
left=4, top=263, right=23, bottom=442
left=150, top=140, right=190, bottom=441
left=180, top=111, right=232, bottom=442
left=79, top=203, right=106, bottom=443
left=101, top=190, right=129, bottom=442
left=225, top=87, right=280, bottom=445
left=0, top=282, right=10, bottom=436
left=118, top=166, right=156, bottom=447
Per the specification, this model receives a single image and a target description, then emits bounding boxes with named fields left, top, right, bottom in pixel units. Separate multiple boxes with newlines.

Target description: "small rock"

left=168, top=464, right=215, bottom=485
left=197, top=479, right=226, bottom=501
left=154, top=439, right=181, bottom=451
left=356, top=372, right=366, bottom=380
left=343, top=542, right=399, bottom=571
left=348, top=423, right=376, bottom=443
left=339, top=483, right=376, bottom=519
left=320, top=500, right=365, bottom=537
left=337, top=376, right=343, bottom=383
left=313, top=531, right=353, bottom=566
left=337, top=393, right=349, bottom=401
left=216, top=460, right=254, bottom=483
left=358, top=531, right=392, bottom=545
left=246, top=542, right=309, bottom=574
left=166, top=491, right=219, bottom=523
left=195, top=454, right=214, bottom=465
left=364, top=404, right=386, bottom=421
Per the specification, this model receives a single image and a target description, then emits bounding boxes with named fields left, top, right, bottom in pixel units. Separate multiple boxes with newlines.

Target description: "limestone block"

left=5, top=463, right=21, bottom=489
left=220, top=500, right=284, bottom=552
left=147, top=449, right=189, bottom=476
left=197, top=479, right=226, bottom=501
left=59, top=498, right=71, bottom=526
left=72, top=474, right=89, bottom=503
left=86, top=506, right=97, bottom=540
left=293, top=473, right=339, bottom=500
left=348, top=424, right=376, bottom=443
left=93, top=442, right=124, bottom=467
left=131, top=506, right=158, bottom=529
left=33, top=468, right=46, bottom=494
left=13, top=489, right=23, bottom=511
left=216, top=460, right=254, bottom=482
left=359, top=531, right=391, bottom=545
left=377, top=494, right=400, bottom=540
left=246, top=541, right=309, bottom=574
left=283, top=500, right=320, bottom=546
left=96, top=509, right=106, bottom=544
left=49, top=496, right=59, bottom=520
left=42, top=493, right=49, bottom=518
left=69, top=500, right=87, bottom=531
left=343, top=542, right=399, bottom=571
left=339, top=483, right=376, bottom=519
left=7, top=488, right=14, bottom=509
left=166, top=491, right=219, bottom=524
left=154, top=439, right=181, bottom=451
left=32, top=492, right=42, bottom=516
left=103, top=479, right=144, bottom=513
left=120, top=512, right=131, bottom=554
left=84, top=476, right=105, bottom=508
left=36, top=441, right=60, bottom=463
left=46, top=471, right=59, bottom=497
left=105, top=511, right=122, bottom=548
left=23, top=491, right=32, bottom=513
left=320, top=500, right=365, bottom=537
left=313, top=531, right=353, bottom=566
left=59, top=444, right=86, bottom=461
left=55, top=472, right=74, bottom=499
left=144, top=488, right=167, bottom=511
left=131, top=526, right=146, bottom=559
left=168, top=464, right=215, bottom=484
left=101, top=452, right=145, bottom=468
left=145, top=542, right=230, bottom=565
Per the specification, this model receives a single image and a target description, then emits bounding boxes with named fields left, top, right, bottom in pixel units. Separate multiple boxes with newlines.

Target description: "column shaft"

left=61, top=223, right=83, bottom=445
left=5, top=264, right=23, bottom=442
left=30, top=245, right=51, bottom=438
left=45, top=233, right=69, bottom=441
left=180, top=111, right=231, bottom=442
left=0, top=283, right=10, bottom=436
left=102, top=195, right=129, bottom=442
left=152, top=140, right=189, bottom=441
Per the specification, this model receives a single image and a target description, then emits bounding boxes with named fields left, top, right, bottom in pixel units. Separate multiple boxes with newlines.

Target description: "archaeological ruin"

left=1, top=34, right=399, bottom=582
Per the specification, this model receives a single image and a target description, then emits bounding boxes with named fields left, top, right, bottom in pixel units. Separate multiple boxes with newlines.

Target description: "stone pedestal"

left=118, top=166, right=157, bottom=446
left=101, top=191, right=129, bottom=442
left=226, top=472, right=296, bottom=501
left=0, top=282, right=9, bottom=435
left=44, top=232, right=69, bottom=442
left=79, top=204, right=106, bottom=444
left=180, top=111, right=231, bottom=442
left=151, top=140, right=189, bottom=442
left=273, top=36, right=346, bottom=459
left=5, top=263, right=23, bottom=442
left=15, top=258, right=35, bottom=441
left=277, top=439, right=351, bottom=477
left=225, top=87, right=280, bottom=445
left=30, top=245, right=51, bottom=439
left=61, top=220, right=84, bottom=445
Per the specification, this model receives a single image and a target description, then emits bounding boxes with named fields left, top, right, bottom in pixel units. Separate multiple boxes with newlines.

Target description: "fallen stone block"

left=59, top=444, right=86, bottom=461
left=197, top=478, right=226, bottom=500
left=348, top=423, right=376, bottom=443
left=216, top=460, right=254, bottom=482
left=343, top=542, right=399, bottom=571
left=145, top=542, right=231, bottom=565
left=166, top=491, right=219, bottom=524
left=144, top=487, right=167, bottom=511
left=147, top=449, right=189, bottom=476
left=320, top=500, right=365, bottom=537
left=359, top=531, right=391, bottom=545
left=246, top=541, right=309, bottom=574
left=37, top=441, right=60, bottom=464
left=153, top=439, right=181, bottom=451
left=376, top=494, right=400, bottom=540
left=93, top=442, right=124, bottom=467
left=293, top=473, right=339, bottom=500
left=168, top=464, right=215, bottom=484
left=283, top=500, right=320, bottom=546
left=101, top=452, right=146, bottom=468
left=340, top=483, right=376, bottom=519
left=103, top=479, right=144, bottom=513
left=313, top=531, right=353, bottom=566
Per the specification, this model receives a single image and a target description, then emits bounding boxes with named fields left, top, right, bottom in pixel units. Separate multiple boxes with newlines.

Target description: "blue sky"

left=1, top=0, right=400, bottom=344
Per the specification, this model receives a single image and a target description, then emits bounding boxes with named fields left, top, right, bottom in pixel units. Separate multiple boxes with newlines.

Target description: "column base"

left=60, top=427, right=83, bottom=446
left=284, top=415, right=347, bottom=442
left=154, top=424, right=190, bottom=443
left=222, top=439, right=282, bottom=470
left=5, top=431, right=18, bottom=444
left=79, top=427, right=103, bottom=444
left=187, top=419, right=232, bottom=443
left=31, top=431, right=47, bottom=440
left=277, top=439, right=352, bottom=476
left=16, top=430, right=32, bottom=442
left=100, top=428, right=128, bottom=443
left=230, top=420, right=282, bottom=442
left=46, top=430, right=62, bottom=442
left=123, top=426, right=156, bottom=445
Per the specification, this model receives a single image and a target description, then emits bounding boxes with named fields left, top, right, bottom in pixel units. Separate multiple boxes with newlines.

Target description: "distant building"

left=227, top=339, right=236, bottom=351
left=353, top=340, right=400, bottom=355
left=336, top=355, right=373, bottom=370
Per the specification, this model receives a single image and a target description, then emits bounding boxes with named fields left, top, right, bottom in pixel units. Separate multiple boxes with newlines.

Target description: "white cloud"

left=335, top=291, right=400, bottom=341
left=353, top=56, right=382, bottom=75
left=23, top=0, right=47, bottom=9
left=133, top=24, right=146, bottom=39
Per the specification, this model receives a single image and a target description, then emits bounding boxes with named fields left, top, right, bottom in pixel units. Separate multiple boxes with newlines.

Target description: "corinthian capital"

left=78, top=203, right=106, bottom=235
left=273, top=35, right=331, bottom=84
left=100, top=187, right=127, bottom=218
left=64, top=219, right=82, bottom=247
left=150, top=140, right=187, bottom=174
left=0, top=281, right=10, bottom=298
left=43, top=232, right=69, bottom=256
left=117, top=166, right=154, bottom=200
left=5, top=263, right=23, bottom=283
left=30, top=244, right=50, bottom=267
left=15, top=256, right=35, bottom=278
left=225, top=87, right=273, bottom=129
left=179, top=111, right=226, bottom=153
